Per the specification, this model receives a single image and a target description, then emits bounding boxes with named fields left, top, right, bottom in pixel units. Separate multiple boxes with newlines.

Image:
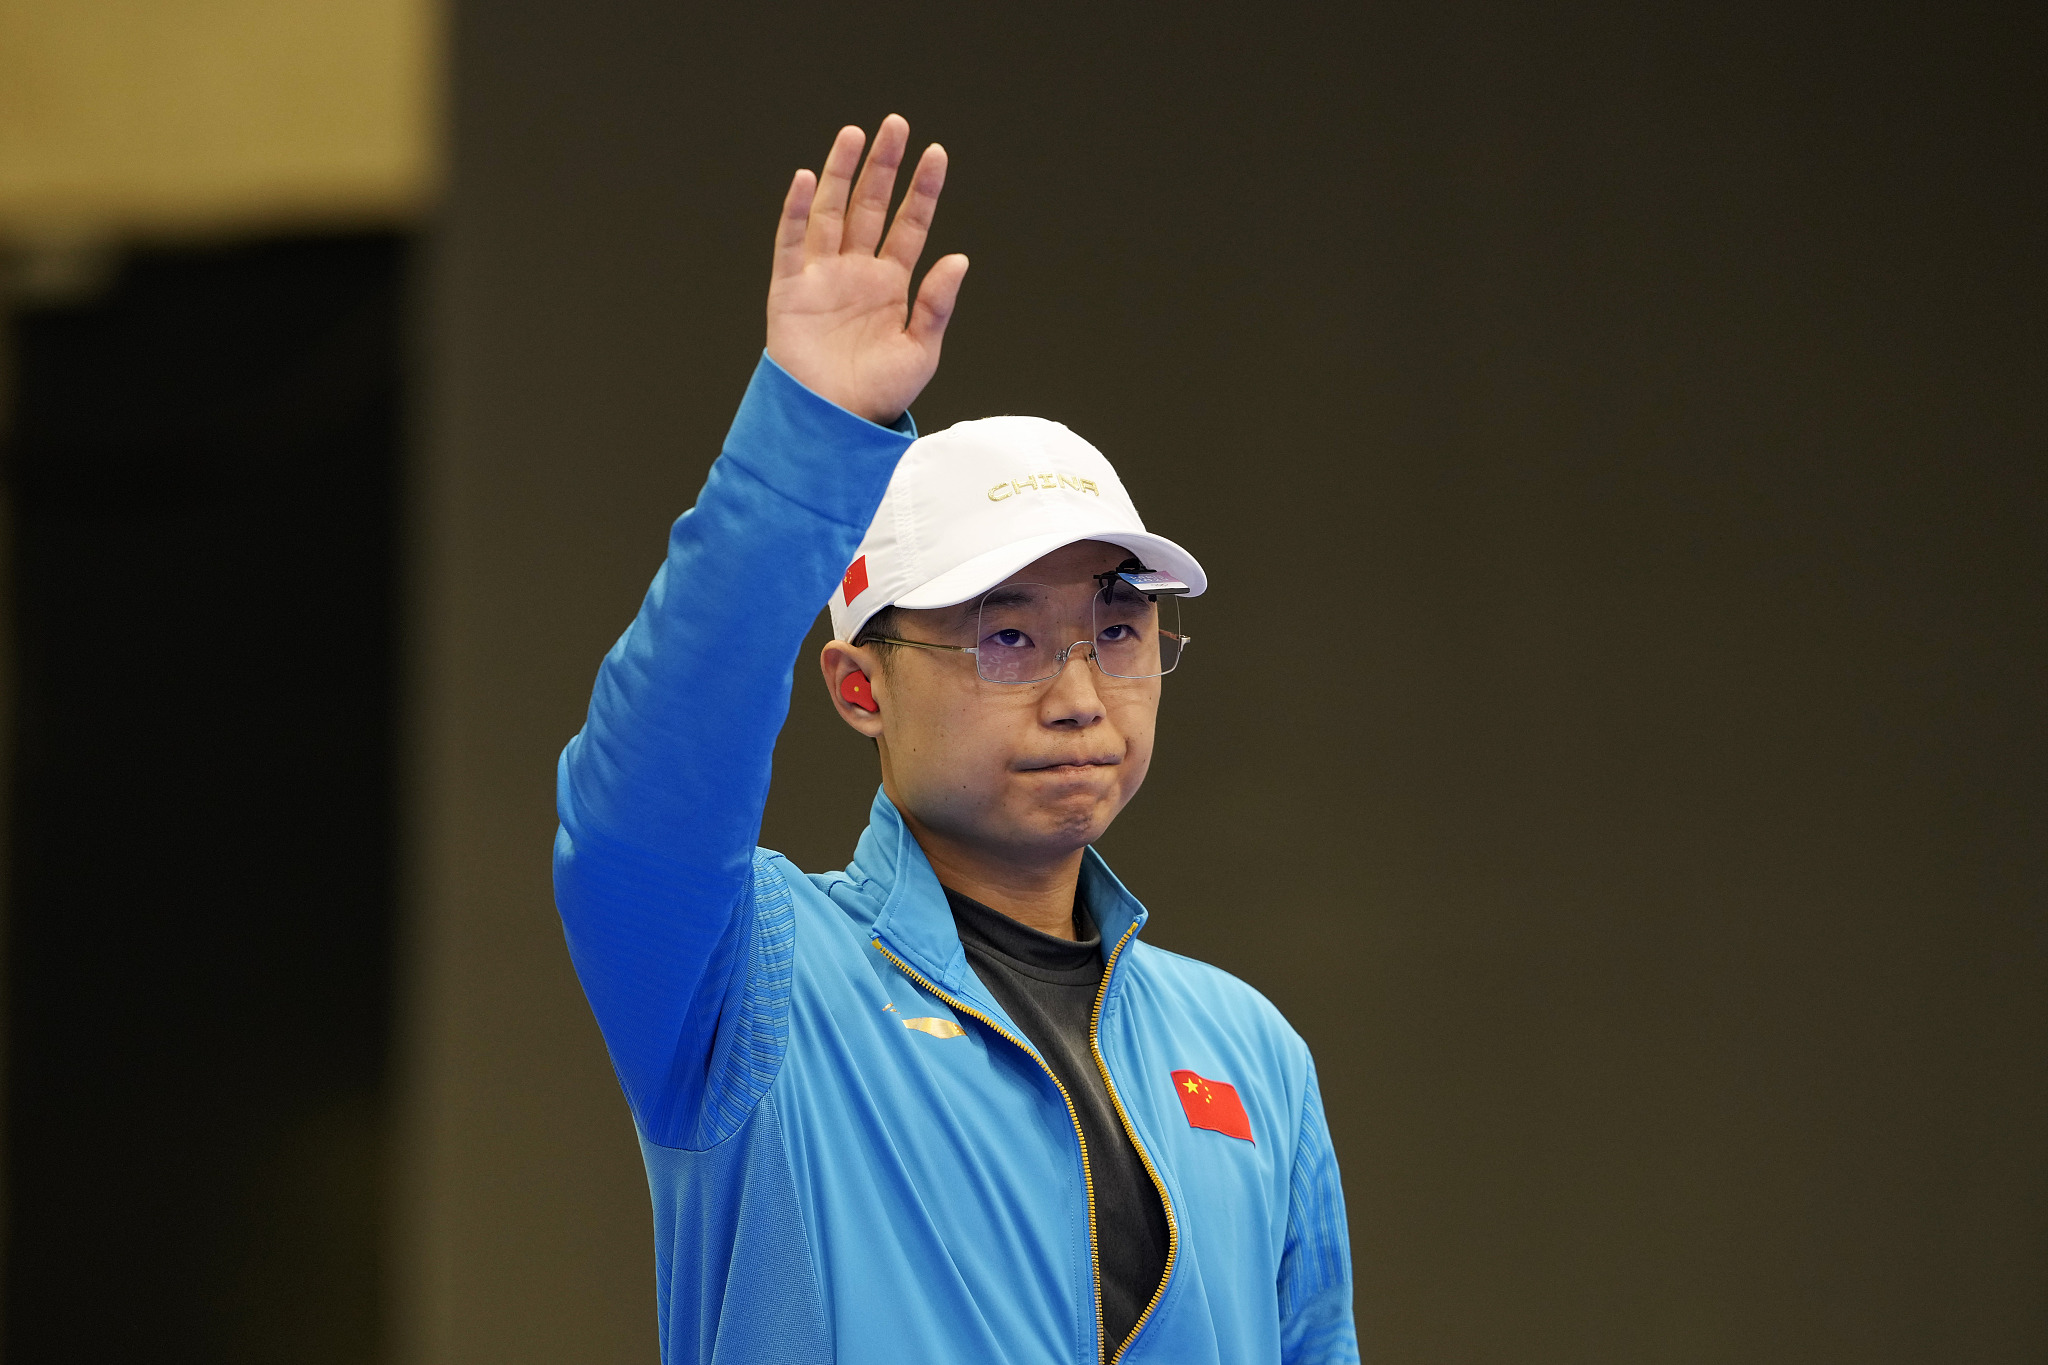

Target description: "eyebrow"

left=1098, top=582, right=1155, bottom=607
left=978, top=586, right=1040, bottom=610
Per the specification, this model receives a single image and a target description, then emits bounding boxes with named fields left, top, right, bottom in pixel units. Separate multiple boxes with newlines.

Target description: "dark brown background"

left=4, top=236, right=407, bottom=1363
left=413, top=1, right=2046, bottom=1362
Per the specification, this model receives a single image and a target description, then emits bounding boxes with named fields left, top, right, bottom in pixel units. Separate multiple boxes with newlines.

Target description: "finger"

left=879, top=142, right=949, bottom=273
left=841, top=114, right=909, bottom=257
left=773, top=168, right=816, bottom=280
left=906, top=253, right=969, bottom=348
left=803, top=125, right=866, bottom=258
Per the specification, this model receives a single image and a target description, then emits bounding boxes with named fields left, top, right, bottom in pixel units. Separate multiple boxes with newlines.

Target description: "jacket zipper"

left=873, top=940, right=1109, bottom=1360
left=875, top=925, right=1181, bottom=1364
left=1093, top=923, right=1179, bottom=1364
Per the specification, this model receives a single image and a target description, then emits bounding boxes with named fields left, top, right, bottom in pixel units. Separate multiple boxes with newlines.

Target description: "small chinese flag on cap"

left=841, top=555, right=869, bottom=606
left=1171, top=1070, right=1253, bottom=1142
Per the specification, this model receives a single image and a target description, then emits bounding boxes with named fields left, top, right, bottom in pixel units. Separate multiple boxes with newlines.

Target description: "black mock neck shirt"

left=945, top=888, right=1172, bottom=1359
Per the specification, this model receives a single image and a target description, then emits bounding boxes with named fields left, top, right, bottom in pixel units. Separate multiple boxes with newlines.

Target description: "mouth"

left=1018, top=756, right=1121, bottom=774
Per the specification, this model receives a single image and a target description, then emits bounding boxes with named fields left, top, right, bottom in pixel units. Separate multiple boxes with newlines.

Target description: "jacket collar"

left=853, top=788, right=1152, bottom=995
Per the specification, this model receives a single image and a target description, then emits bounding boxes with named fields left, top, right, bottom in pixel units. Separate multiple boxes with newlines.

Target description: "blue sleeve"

left=552, top=353, right=914, bottom=1147
left=1279, top=1058, right=1359, bottom=1364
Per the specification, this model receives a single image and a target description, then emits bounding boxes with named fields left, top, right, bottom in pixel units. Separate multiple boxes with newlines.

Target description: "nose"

left=1040, top=640, right=1108, bottom=729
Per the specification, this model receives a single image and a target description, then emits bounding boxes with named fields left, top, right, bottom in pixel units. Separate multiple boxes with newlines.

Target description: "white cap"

left=829, top=415, right=1207, bottom=643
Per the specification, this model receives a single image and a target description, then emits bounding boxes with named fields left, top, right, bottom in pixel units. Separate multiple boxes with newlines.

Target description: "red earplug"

left=840, top=670, right=879, bottom=713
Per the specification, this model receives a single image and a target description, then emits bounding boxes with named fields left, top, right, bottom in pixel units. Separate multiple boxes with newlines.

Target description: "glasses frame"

left=860, top=584, right=1192, bottom=686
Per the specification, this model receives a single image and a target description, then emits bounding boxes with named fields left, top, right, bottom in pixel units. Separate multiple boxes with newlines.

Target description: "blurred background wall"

left=0, top=2, right=434, bottom=1361
left=0, top=0, right=432, bottom=239
left=4, top=1, right=2047, bottom=1363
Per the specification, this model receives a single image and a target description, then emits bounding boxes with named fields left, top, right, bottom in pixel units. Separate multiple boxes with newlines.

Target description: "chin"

left=1015, top=788, right=1120, bottom=848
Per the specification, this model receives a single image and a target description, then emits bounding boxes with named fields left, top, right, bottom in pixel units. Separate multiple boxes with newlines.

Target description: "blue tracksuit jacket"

left=553, top=354, right=1358, bottom=1364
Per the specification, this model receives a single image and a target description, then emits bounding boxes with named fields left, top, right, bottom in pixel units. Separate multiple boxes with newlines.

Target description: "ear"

left=820, top=640, right=887, bottom=738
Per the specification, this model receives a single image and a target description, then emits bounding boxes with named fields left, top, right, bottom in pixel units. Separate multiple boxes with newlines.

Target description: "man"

left=554, top=115, right=1356, bottom=1365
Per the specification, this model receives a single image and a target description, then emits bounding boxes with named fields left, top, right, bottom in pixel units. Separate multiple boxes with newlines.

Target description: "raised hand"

left=766, top=116, right=969, bottom=425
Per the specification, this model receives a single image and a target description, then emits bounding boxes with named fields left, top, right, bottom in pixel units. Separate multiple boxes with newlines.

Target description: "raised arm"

left=553, top=117, right=967, bottom=1145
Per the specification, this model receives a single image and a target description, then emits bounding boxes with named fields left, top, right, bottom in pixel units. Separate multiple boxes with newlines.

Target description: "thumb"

left=906, top=254, right=969, bottom=349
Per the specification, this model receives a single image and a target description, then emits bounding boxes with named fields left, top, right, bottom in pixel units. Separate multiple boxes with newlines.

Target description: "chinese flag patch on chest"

left=1171, top=1070, right=1254, bottom=1142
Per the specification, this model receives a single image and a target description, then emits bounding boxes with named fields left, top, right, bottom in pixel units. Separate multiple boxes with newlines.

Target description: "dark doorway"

left=3, top=233, right=407, bottom=1362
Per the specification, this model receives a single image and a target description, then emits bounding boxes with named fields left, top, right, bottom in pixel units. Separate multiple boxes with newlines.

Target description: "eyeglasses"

left=862, top=580, right=1191, bottom=685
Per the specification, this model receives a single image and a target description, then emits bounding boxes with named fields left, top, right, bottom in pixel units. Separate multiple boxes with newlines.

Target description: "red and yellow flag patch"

left=1171, top=1069, right=1253, bottom=1142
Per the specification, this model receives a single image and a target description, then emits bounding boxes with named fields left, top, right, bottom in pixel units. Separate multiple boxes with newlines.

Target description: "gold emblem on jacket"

left=901, top=1016, right=966, bottom=1039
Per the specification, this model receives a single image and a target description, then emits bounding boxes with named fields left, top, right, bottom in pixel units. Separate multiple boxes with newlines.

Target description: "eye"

left=987, top=628, right=1033, bottom=649
left=1098, top=623, right=1138, bottom=643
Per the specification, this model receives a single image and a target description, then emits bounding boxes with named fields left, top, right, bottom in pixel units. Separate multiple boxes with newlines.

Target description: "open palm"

left=766, top=116, right=969, bottom=425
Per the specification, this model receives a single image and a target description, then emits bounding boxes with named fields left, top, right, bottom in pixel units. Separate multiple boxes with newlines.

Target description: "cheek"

left=1111, top=694, right=1160, bottom=754
left=891, top=693, right=1016, bottom=790
left=1116, top=739, right=1155, bottom=801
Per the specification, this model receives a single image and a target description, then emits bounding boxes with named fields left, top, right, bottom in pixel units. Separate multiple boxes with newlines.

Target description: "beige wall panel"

left=0, top=0, right=436, bottom=238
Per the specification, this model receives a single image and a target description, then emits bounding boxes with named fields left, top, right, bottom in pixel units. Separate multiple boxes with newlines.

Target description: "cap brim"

left=893, top=528, right=1207, bottom=612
